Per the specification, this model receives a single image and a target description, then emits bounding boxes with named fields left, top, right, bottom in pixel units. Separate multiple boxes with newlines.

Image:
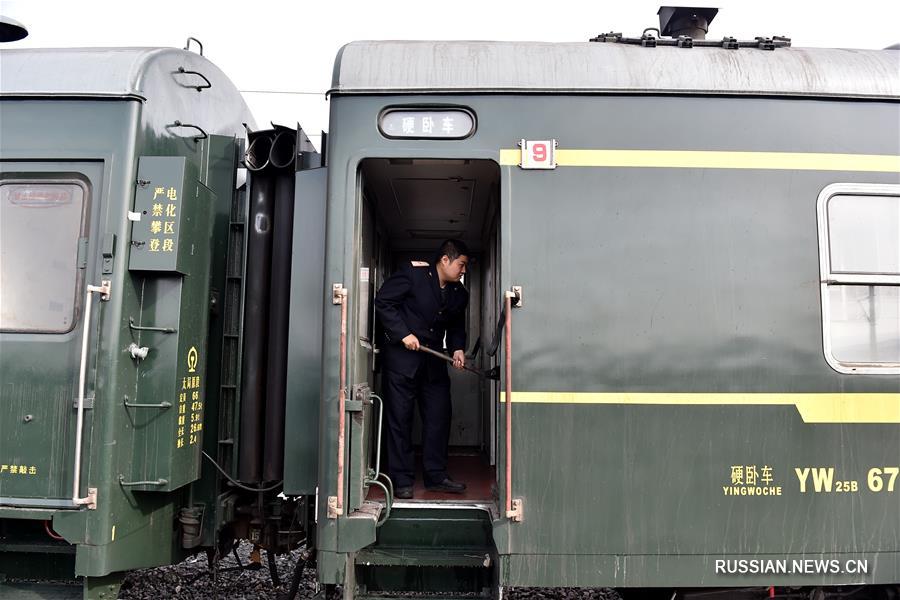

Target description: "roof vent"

left=589, top=6, right=789, bottom=49
left=657, top=6, right=719, bottom=40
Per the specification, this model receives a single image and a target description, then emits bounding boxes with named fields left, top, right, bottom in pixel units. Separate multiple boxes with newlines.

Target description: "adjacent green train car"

left=0, top=47, right=309, bottom=598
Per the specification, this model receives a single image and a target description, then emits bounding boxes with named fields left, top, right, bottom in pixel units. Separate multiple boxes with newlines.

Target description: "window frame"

left=817, top=182, right=900, bottom=374
left=0, top=175, right=91, bottom=334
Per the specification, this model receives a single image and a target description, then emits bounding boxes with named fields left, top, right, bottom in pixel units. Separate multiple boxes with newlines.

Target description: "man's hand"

left=402, top=334, right=420, bottom=351
left=452, top=350, right=465, bottom=370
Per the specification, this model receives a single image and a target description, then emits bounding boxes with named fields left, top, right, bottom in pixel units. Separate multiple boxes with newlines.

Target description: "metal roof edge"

left=330, top=41, right=900, bottom=100
left=0, top=92, right=147, bottom=101
left=0, top=47, right=220, bottom=100
left=326, top=87, right=900, bottom=101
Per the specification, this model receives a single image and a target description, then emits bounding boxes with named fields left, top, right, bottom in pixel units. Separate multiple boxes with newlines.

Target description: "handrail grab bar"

left=504, top=289, right=523, bottom=522
left=73, top=280, right=110, bottom=509
left=328, top=286, right=349, bottom=518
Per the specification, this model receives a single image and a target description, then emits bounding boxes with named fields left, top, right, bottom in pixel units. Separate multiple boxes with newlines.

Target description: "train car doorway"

left=355, top=158, right=500, bottom=503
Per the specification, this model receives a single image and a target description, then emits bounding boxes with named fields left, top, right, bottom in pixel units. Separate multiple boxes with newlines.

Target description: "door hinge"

left=101, top=233, right=117, bottom=275
left=77, top=237, right=89, bottom=269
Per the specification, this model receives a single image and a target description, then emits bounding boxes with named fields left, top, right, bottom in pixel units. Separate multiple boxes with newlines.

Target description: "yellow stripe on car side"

left=496, top=147, right=900, bottom=423
left=495, top=148, right=899, bottom=423
left=501, top=392, right=900, bottom=424
left=498, top=149, right=900, bottom=172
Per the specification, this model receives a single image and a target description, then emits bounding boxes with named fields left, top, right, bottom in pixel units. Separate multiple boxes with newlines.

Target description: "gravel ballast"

left=120, top=543, right=622, bottom=599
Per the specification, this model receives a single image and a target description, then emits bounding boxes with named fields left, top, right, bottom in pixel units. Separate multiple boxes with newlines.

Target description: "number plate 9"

left=519, top=139, right=557, bottom=169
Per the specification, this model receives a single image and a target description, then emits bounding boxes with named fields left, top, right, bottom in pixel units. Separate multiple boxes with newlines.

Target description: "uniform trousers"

left=382, top=362, right=451, bottom=488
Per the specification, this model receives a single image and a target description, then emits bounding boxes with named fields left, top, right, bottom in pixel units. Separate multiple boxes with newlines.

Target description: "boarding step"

left=357, top=546, right=493, bottom=568
left=372, top=505, right=494, bottom=548
left=354, top=505, right=497, bottom=598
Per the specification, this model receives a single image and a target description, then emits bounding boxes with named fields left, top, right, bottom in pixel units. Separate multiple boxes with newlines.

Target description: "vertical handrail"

left=370, top=394, right=385, bottom=478
left=73, top=280, right=110, bottom=508
left=335, top=288, right=348, bottom=517
left=503, top=292, right=514, bottom=518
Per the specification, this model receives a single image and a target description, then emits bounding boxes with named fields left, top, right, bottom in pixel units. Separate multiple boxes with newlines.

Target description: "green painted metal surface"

left=284, top=168, right=327, bottom=496
left=210, top=141, right=248, bottom=489
left=126, top=158, right=215, bottom=492
left=82, top=573, right=123, bottom=600
left=129, top=157, right=189, bottom=272
left=0, top=80, right=249, bottom=591
left=3, top=41, right=899, bottom=596
left=189, top=134, right=242, bottom=547
left=501, top=552, right=900, bottom=588
left=1, top=46, right=254, bottom=597
left=374, top=508, right=494, bottom=548
left=322, top=91, right=900, bottom=589
left=495, top=132, right=898, bottom=585
left=0, top=507, right=58, bottom=521
left=356, top=547, right=491, bottom=568
left=318, top=549, right=347, bottom=585
left=0, top=158, right=104, bottom=507
left=337, top=503, right=378, bottom=554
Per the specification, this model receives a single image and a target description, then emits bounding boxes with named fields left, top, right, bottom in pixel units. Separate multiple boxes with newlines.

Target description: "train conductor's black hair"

left=435, top=239, right=469, bottom=264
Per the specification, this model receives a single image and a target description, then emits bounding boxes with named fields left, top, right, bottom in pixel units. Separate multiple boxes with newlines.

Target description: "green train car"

left=2, top=9, right=900, bottom=600
left=0, top=46, right=312, bottom=598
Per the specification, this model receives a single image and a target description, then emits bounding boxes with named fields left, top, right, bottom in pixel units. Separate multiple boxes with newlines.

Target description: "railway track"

left=118, top=542, right=623, bottom=600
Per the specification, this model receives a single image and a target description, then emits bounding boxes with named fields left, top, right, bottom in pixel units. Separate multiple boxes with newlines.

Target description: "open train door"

left=284, top=164, right=328, bottom=498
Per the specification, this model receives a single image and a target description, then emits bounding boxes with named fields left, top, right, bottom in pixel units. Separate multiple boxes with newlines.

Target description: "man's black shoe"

left=394, top=486, right=413, bottom=499
left=425, top=478, right=466, bottom=493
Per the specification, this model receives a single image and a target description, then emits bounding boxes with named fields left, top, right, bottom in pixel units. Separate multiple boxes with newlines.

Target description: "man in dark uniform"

left=374, top=239, right=470, bottom=499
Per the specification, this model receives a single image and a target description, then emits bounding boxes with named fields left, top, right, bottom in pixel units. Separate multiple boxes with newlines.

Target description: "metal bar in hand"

left=417, top=345, right=483, bottom=377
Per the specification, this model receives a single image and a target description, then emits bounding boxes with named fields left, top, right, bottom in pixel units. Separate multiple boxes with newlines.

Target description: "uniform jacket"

left=374, top=261, right=468, bottom=379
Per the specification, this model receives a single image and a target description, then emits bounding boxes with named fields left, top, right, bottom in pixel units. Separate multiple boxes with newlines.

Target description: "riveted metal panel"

left=129, top=157, right=197, bottom=273
left=126, top=179, right=216, bottom=492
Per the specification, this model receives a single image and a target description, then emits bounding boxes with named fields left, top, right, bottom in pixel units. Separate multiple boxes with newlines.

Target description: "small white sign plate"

left=519, top=139, right=557, bottom=169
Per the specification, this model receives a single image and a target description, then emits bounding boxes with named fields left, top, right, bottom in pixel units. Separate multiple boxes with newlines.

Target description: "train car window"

left=818, top=184, right=900, bottom=374
left=0, top=180, right=86, bottom=333
left=826, top=286, right=899, bottom=365
left=827, top=195, right=900, bottom=275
